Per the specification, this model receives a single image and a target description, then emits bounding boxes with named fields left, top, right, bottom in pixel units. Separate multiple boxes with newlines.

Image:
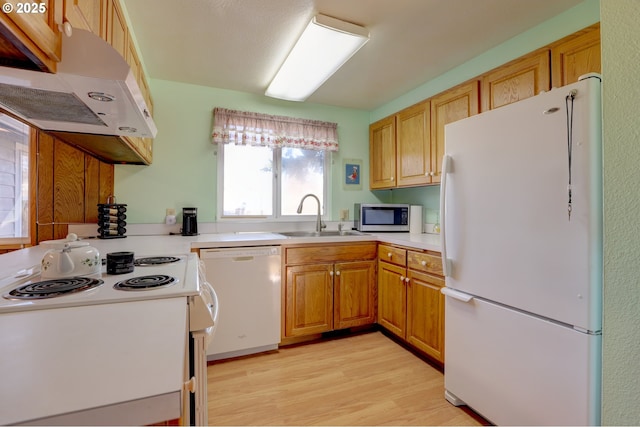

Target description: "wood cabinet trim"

left=480, top=49, right=551, bottom=111
left=377, top=244, right=407, bottom=267
left=369, top=116, right=397, bottom=189
left=395, top=100, right=432, bottom=187
left=550, top=23, right=601, bottom=88
left=284, top=242, right=377, bottom=264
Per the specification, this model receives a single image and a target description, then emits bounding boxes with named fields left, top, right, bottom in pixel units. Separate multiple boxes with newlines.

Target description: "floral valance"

left=212, top=107, right=339, bottom=152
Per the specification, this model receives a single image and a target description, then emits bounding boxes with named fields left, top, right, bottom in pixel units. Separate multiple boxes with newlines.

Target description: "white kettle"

left=41, top=233, right=101, bottom=279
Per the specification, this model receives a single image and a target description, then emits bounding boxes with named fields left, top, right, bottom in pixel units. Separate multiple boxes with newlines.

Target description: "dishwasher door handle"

left=199, top=246, right=280, bottom=259
left=232, top=256, right=254, bottom=262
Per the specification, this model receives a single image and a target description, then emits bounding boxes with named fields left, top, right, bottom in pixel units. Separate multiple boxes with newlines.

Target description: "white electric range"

left=0, top=254, right=199, bottom=313
left=0, top=252, right=217, bottom=426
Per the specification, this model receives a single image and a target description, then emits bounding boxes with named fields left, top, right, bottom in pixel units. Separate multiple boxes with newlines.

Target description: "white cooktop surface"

left=0, top=253, right=200, bottom=313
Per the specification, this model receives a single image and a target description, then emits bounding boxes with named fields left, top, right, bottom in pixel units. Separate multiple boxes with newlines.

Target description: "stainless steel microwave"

left=354, top=203, right=410, bottom=232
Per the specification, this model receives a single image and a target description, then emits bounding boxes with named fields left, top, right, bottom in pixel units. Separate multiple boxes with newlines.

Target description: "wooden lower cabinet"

left=334, top=260, right=377, bottom=329
left=377, top=260, right=407, bottom=337
left=377, top=243, right=445, bottom=363
left=283, top=243, right=377, bottom=338
left=406, top=270, right=444, bottom=362
left=285, top=263, right=334, bottom=336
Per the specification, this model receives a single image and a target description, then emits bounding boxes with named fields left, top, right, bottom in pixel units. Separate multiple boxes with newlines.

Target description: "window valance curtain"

left=212, top=107, right=339, bottom=152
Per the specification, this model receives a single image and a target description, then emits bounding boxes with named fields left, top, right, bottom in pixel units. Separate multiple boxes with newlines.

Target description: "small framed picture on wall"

left=343, top=158, right=362, bottom=190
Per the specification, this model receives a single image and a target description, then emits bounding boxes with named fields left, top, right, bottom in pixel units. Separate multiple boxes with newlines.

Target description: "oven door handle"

left=202, top=281, right=219, bottom=347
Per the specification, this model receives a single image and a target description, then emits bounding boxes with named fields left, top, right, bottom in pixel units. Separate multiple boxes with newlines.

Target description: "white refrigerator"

left=439, top=75, right=602, bottom=426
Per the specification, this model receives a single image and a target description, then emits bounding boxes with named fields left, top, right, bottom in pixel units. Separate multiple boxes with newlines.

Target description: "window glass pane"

left=281, top=148, right=324, bottom=215
left=222, top=144, right=273, bottom=216
left=0, top=113, right=29, bottom=239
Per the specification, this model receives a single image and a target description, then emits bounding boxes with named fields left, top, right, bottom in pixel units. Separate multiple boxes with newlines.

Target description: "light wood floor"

left=207, top=331, right=487, bottom=426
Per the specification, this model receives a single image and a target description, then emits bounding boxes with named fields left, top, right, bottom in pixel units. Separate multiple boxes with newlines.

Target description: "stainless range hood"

left=0, top=28, right=157, bottom=140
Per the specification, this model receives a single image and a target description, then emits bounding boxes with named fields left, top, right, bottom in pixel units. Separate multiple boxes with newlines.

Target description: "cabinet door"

left=551, top=24, right=600, bottom=87
left=106, top=0, right=127, bottom=58
left=285, top=263, right=334, bottom=337
left=430, top=81, right=480, bottom=184
left=396, top=101, right=431, bottom=186
left=369, top=116, right=396, bottom=189
left=0, top=0, right=61, bottom=71
left=407, top=270, right=445, bottom=363
left=334, top=260, right=376, bottom=329
left=481, top=50, right=550, bottom=111
left=64, top=0, right=107, bottom=39
left=377, top=260, right=407, bottom=338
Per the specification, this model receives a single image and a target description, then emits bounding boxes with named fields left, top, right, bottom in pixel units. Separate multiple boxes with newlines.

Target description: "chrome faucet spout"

left=296, top=193, right=325, bottom=233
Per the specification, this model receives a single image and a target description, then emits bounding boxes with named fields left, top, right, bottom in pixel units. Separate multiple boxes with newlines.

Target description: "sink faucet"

left=296, top=193, right=326, bottom=233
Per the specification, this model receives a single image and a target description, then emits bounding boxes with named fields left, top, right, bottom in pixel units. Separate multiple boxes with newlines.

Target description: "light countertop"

left=0, top=231, right=441, bottom=286
left=0, top=230, right=440, bottom=425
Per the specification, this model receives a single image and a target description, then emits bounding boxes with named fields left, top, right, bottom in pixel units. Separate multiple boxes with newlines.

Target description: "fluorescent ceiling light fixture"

left=265, top=14, right=369, bottom=102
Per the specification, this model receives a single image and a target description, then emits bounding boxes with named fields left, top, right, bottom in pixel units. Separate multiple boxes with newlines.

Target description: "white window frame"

left=216, top=144, right=331, bottom=222
left=0, top=114, right=30, bottom=244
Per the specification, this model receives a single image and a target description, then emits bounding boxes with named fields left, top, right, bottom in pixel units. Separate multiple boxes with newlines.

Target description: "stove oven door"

left=183, top=280, right=218, bottom=426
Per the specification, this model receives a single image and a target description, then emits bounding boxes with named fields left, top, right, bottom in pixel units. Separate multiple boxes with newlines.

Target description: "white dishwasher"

left=199, top=246, right=281, bottom=360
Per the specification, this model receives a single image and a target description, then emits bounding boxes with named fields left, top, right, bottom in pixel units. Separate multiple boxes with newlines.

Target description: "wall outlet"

left=339, top=209, right=349, bottom=221
left=165, top=208, right=177, bottom=225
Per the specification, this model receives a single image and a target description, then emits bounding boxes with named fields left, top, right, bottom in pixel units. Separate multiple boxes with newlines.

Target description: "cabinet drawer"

left=285, top=243, right=377, bottom=264
left=407, top=251, right=443, bottom=276
left=378, top=244, right=407, bottom=267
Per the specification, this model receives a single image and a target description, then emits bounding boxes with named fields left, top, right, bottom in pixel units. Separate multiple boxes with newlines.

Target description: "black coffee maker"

left=181, top=207, right=198, bottom=236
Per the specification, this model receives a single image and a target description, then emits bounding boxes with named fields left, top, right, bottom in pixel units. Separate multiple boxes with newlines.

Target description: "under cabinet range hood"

left=0, top=28, right=157, bottom=139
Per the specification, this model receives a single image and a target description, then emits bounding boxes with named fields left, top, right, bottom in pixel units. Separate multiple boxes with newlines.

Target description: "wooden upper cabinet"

left=481, top=50, right=551, bottom=111
left=0, top=0, right=61, bottom=71
left=551, top=23, right=601, bottom=87
left=430, top=80, right=480, bottom=183
left=396, top=101, right=432, bottom=187
left=126, top=37, right=141, bottom=82
left=64, top=0, right=107, bottom=39
left=369, top=116, right=396, bottom=189
left=106, top=0, right=127, bottom=58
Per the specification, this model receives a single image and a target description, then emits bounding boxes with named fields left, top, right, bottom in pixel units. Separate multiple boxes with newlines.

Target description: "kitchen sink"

left=278, top=230, right=368, bottom=238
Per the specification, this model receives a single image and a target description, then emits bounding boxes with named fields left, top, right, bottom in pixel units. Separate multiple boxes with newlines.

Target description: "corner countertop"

left=188, top=231, right=441, bottom=252
left=0, top=231, right=441, bottom=275
left=0, top=230, right=440, bottom=425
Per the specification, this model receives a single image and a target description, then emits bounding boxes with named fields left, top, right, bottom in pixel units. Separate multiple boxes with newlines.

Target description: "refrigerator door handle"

left=441, top=287, right=473, bottom=302
left=440, top=154, right=452, bottom=277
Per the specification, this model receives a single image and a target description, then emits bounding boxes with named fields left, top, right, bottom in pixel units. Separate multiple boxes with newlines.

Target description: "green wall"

left=601, top=1, right=640, bottom=423
left=114, top=81, right=379, bottom=223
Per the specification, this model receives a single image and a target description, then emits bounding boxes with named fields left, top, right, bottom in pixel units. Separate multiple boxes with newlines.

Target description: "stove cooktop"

left=0, top=253, right=200, bottom=313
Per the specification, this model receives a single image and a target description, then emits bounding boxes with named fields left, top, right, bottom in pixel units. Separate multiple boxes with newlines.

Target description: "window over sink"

left=0, top=113, right=29, bottom=242
left=217, top=144, right=328, bottom=218
left=212, top=107, right=337, bottom=220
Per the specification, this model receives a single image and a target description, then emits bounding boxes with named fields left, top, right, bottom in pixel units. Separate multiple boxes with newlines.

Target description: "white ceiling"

left=122, top=0, right=583, bottom=110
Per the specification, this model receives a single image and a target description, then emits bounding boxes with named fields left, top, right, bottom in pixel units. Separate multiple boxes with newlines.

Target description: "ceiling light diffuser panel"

left=266, top=14, right=369, bottom=102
